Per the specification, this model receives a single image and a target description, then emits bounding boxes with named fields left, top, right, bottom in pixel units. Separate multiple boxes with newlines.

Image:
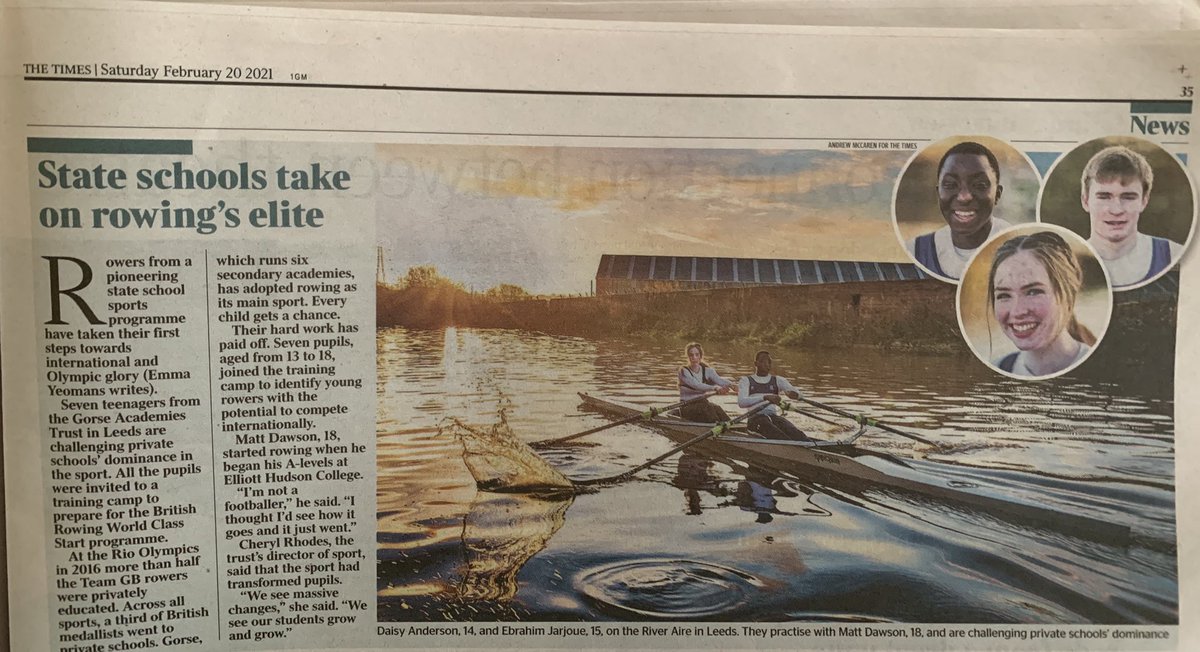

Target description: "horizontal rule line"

left=21, top=76, right=1180, bottom=104
left=25, top=124, right=922, bottom=140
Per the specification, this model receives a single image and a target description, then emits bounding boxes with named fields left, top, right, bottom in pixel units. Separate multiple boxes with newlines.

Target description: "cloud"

left=376, top=144, right=914, bottom=293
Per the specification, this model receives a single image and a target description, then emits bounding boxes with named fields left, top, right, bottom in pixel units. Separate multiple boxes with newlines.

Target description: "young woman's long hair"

left=987, top=231, right=1096, bottom=346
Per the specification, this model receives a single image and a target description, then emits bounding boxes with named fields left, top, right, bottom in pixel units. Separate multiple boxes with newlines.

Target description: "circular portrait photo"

left=1038, top=136, right=1196, bottom=291
left=957, top=224, right=1111, bottom=380
left=893, top=136, right=1041, bottom=283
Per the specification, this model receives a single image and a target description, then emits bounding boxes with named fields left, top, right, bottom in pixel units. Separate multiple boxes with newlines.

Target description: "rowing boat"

left=577, top=392, right=1131, bottom=542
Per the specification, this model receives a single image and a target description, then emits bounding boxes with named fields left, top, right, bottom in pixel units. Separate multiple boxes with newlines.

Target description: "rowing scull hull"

left=577, top=393, right=1130, bottom=542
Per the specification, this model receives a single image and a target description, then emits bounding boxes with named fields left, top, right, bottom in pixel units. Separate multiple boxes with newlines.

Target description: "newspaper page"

left=2, top=1, right=1199, bottom=650
left=216, top=0, right=1200, bottom=29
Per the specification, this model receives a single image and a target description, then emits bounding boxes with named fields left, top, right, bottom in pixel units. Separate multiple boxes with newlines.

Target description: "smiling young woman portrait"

left=957, top=224, right=1112, bottom=379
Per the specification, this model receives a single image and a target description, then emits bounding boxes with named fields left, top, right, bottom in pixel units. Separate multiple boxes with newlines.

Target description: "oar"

left=797, top=396, right=943, bottom=449
left=534, top=392, right=718, bottom=447
left=788, top=407, right=845, bottom=429
left=574, top=401, right=771, bottom=486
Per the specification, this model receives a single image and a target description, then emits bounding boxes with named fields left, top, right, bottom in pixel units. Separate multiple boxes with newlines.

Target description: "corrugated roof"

left=595, top=255, right=1180, bottom=301
left=595, top=255, right=928, bottom=284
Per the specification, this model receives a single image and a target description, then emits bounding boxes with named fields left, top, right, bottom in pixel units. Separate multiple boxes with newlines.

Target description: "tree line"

left=393, top=265, right=532, bottom=301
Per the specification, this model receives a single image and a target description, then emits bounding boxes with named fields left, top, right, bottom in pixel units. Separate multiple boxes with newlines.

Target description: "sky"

left=376, top=144, right=911, bottom=295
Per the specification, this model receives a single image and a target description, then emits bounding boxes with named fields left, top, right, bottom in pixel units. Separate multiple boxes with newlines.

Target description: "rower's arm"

left=677, top=367, right=699, bottom=390
left=679, top=368, right=717, bottom=392
left=776, top=376, right=802, bottom=399
left=737, top=376, right=761, bottom=408
left=708, top=369, right=734, bottom=388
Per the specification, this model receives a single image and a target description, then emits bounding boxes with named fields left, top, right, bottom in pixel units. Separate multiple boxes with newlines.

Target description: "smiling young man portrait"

left=905, top=141, right=1012, bottom=281
left=1080, top=146, right=1183, bottom=288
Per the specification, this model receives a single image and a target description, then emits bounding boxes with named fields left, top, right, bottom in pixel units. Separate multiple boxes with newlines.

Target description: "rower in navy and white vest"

left=677, top=342, right=734, bottom=423
left=1080, top=145, right=1183, bottom=288
left=904, top=141, right=1010, bottom=281
left=737, top=350, right=809, bottom=441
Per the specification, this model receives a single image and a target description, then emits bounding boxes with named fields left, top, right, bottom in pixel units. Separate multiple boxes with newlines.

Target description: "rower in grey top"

left=677, top=342, right=734, bottom=422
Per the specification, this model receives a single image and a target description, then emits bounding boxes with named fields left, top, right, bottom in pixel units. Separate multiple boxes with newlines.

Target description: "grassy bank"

left=377, top=280, right=964, bottom=351
left=377, top=274, right=1179, bottom=390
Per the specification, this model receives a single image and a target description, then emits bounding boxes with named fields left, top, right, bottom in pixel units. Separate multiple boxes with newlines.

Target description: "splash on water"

left=437, top=409, right=576, bottom=603
left=440, top=415, right=575, bottom=493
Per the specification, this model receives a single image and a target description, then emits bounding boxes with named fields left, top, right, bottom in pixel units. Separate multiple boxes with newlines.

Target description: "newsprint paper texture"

left=2, top=1, right=1200, bottom=650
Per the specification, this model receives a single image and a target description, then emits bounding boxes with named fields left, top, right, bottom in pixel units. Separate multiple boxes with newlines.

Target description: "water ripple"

left=576, top=560, right=764, bottom=619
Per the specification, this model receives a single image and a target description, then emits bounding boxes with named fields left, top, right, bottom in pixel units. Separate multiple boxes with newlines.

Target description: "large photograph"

left=373, top=143, right=1177, bottom=624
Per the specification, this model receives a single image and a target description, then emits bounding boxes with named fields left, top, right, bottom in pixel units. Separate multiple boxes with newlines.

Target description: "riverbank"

left=377, top=275, right=1178, bottom=390
left=378, top=279, right=959, bottom=350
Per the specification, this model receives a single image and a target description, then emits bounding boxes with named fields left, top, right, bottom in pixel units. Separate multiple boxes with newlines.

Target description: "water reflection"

left=732, top=480, right=790, bottom=524
left=671, top=453, right=826, bottom=523
left=671, top=453, right=715, bottom=516
left=377, top=327, right=1176, bottom=623
left=460, top=491, right=574, bottom=601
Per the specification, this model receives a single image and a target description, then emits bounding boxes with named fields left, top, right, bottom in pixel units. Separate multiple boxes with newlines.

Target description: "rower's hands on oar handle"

left=716, top=385, right=734, bottom=395
left=764, top=390, right=800, bottom=405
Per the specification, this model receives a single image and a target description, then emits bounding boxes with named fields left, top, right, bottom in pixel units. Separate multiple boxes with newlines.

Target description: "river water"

left=376, top=327, right=1176, bottom=623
